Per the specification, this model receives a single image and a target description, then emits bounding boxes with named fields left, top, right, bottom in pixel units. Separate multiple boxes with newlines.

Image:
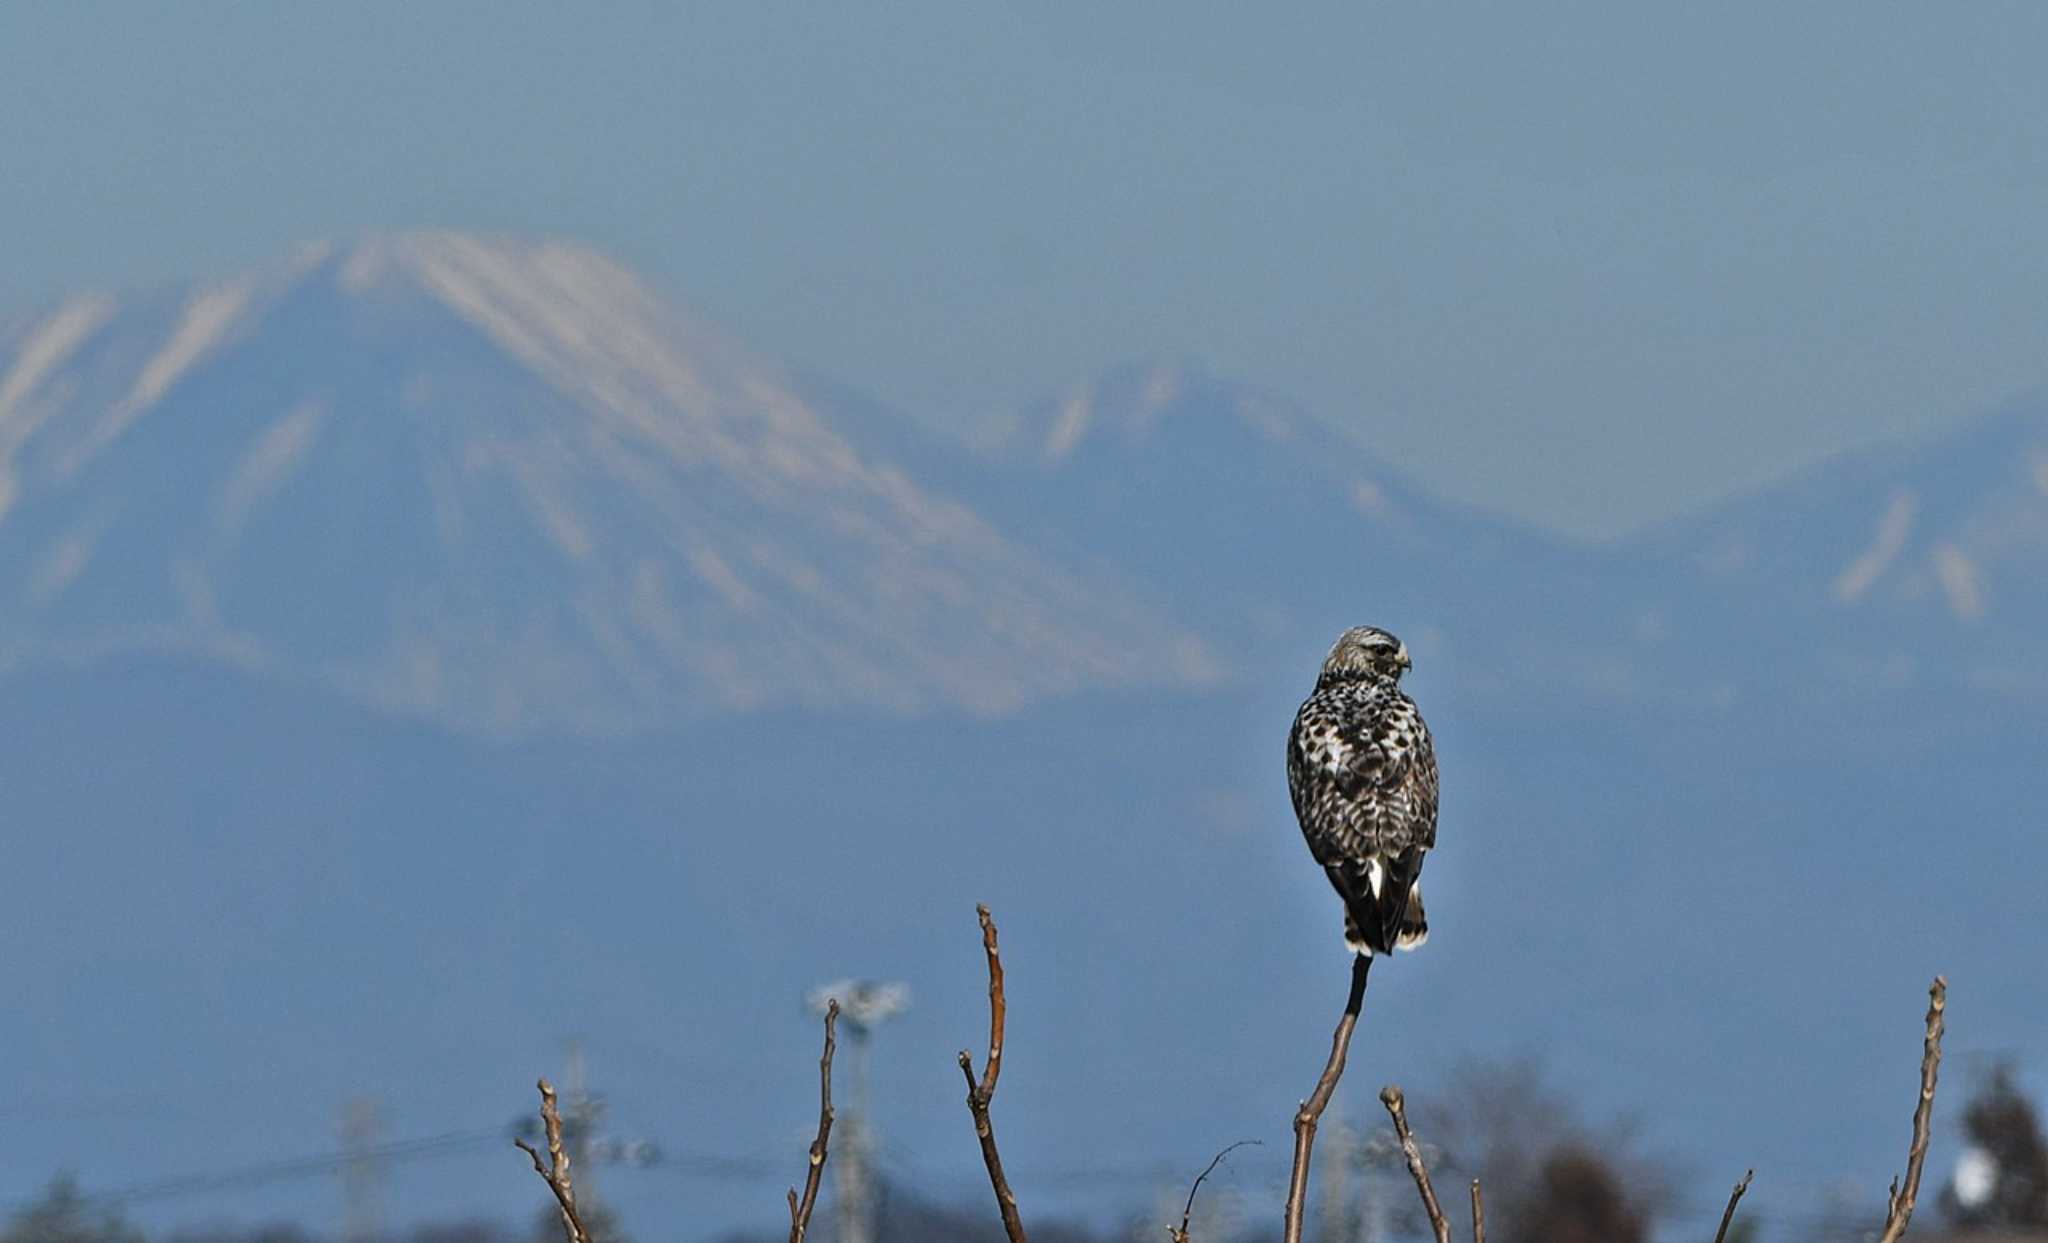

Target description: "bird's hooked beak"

left=1397, top=645, right=1413, bottom=672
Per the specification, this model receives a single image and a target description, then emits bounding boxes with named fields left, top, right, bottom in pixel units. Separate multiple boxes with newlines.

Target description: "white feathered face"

left=1320, top=626, right=1411, bottom=682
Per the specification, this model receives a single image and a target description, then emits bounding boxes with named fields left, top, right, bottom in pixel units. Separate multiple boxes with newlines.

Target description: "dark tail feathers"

left=1330, top=853, right=1427, bottom=957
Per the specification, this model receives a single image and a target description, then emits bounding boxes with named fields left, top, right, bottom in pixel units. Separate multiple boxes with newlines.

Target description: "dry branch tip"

left=514, top=1076, right=593, bottom=1243
left=1711, top=1170, right=1754, bottom=1243
left=1875, top=975, right=1947, bottom=1243
left=1168, top=1140, right=1261, bottom=1243
left=1381, top=1083, right=1451, bottom=1243
left=784, top=998, right=839, bottom=1243
left=960, top=904, right=1029, bottom=1243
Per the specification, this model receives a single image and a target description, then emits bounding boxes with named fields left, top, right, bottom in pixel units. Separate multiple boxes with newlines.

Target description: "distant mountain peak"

left=1618, top=399, right=2048, bottom=702
left=0, top=235, right=1216, bottom=735
left=1024, top=359, right=1314, bottom=463
left=1041, top=360, right=1192, bottom=460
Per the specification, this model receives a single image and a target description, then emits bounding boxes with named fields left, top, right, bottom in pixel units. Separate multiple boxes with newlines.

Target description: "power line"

left=4, top=1125, right=819, bottom=1217
left=3, top=1108, right=1957, bottom=1240
left=13, top=1129, right=505, bottom=1212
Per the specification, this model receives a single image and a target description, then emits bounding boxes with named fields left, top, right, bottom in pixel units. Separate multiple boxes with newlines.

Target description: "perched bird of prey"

left=1286, top=626, right=1439, bottom=957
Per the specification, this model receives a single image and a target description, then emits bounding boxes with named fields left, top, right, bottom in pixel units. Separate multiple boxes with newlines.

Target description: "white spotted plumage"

left=1285, top=626, right=1439, bottom=957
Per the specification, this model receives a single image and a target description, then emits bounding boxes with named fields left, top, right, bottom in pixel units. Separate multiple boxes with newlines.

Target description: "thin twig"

left=786, top=999, right=839, bottom=1243
left=1469, top=1179, right=1484, bottom=1243
left=1711, top=1170, right=1753, bottom=1243
left=1876, top=976, right=1947, bottom=1243
left=1281, top=954, right=1372, bottom=1243
left=1380, top=1085, right=1451, bottom=1243
left=959, top=904, right=1030, bottom=1243
left=514, top=1078, right=595, bottom=1243
left=1168, top=1140, right=1261, bottom=1243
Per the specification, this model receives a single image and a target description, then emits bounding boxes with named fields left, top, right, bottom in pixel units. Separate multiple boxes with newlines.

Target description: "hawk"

left=1286, top=626, right=1439, bottom=957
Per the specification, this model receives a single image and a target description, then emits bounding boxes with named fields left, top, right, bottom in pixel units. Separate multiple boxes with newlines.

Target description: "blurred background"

left=3, top=5, right=2046, bottom=1242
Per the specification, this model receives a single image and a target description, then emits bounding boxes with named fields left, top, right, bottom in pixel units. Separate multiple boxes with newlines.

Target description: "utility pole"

left=1354, top=1125, right=1438, bottom=1243
left=837, top=1030, right=874, bottom=1243
left=1319, top=1114, right=1357, bottom=1243
left=1359, top=1170, right=1390, bottom=1243
left=563, top=1038, right=605, bottom=1207
left=808, top=979, right=910, bottom=1243
left=339, top=1098, right=386, bottom=1243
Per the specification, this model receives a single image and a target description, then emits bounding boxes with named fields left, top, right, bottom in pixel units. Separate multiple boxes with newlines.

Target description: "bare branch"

left=1711, top=1170, right=1753, bottom=1243
left=1469, top=1179, right=1484, bottom=1243
left=1168, top=1140, right=1261, bottom=1243
left=786, top=1000, right=839, bottom=1243
left=1380, top=1085, right=1451, bottom=1243
left=1876, top=976, right=1947, bottom=1243
left=1282, top=954, right=1372, bottom=1243
left=513, top=1078, right=594, bottom=1243
left=959, top=904, right=1029, bottom=1243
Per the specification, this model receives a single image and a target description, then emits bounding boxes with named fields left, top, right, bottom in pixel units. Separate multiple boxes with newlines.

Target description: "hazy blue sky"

left=5, top=3, right=2047, bottom=535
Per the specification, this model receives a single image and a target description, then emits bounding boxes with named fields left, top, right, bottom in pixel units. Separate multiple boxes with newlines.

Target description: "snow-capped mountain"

left=968, top=360, right=1630, bottom=713
left=0, top=234, right=1214, bottom=733
left=1611, top=397, right=2048, bottom=710
left=972, top=359, right=2048, bottom=719
left=6, top=234, right=2047, bottom=737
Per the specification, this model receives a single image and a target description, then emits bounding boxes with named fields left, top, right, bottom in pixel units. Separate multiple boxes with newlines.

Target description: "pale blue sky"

left=4, top=2, right=2047, bottom=535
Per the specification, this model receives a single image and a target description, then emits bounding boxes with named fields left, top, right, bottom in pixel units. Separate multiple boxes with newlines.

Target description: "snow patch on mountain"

left=0, top=296, right=116, bottom=519
left=66, top=280, right=255, bottom=475
left=1832, top=490, right=1916, bottom=602
left=218, top=401, right=325, bottom=538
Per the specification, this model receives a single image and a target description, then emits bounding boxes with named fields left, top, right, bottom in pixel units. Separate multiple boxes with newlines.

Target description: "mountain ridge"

left=7, top=232, right=2048, bottom=733
left=0, top=233, right=1217, bottom=733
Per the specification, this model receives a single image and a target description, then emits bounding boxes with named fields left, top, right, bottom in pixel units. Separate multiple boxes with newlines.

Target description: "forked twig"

left=1380, top=1085, right=1451, bottom=1243
left=1876, top=976, right=1947, bottom=1243
left=1711, top=1170, right=1753, bottom=1243
left=514, top=1078, right=595, bottom=1243
left=959, top=904, right=1030, bottom=1243
left=1469, top=1179, right=1485, bottom=1243
left=1281, top=954, right=1372, bottom=1243
left=1168, top=1140, right=1261, bottom=1243
left=786, top=999, right=839, bottom=1243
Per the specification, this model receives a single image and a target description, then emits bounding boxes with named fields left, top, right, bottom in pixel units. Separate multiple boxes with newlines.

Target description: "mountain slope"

left=968, top=360, right=1624, bottom=712
left=8, top=233, right=2047, bottom=733
left=969, top=360, right=2048, bottom=719
left=1613, top=398, right=2048, bottom=708
left=0, top=235, right=1214, bottom=733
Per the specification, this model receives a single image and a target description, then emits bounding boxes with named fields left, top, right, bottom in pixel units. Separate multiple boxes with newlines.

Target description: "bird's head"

left=1319, top=626, right=1411, bottom=683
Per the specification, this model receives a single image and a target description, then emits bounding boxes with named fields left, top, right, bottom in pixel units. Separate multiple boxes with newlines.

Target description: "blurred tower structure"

left=563, top=1038, right=606, bottom=1205
left=1352, top=1123, right=1420, bottom=1243
left=339, top=1097, right=387, bottom=1243
left=1318, top=1116, right=1357, bottom=1243
left=808, top=979, right=910, bottom=1243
